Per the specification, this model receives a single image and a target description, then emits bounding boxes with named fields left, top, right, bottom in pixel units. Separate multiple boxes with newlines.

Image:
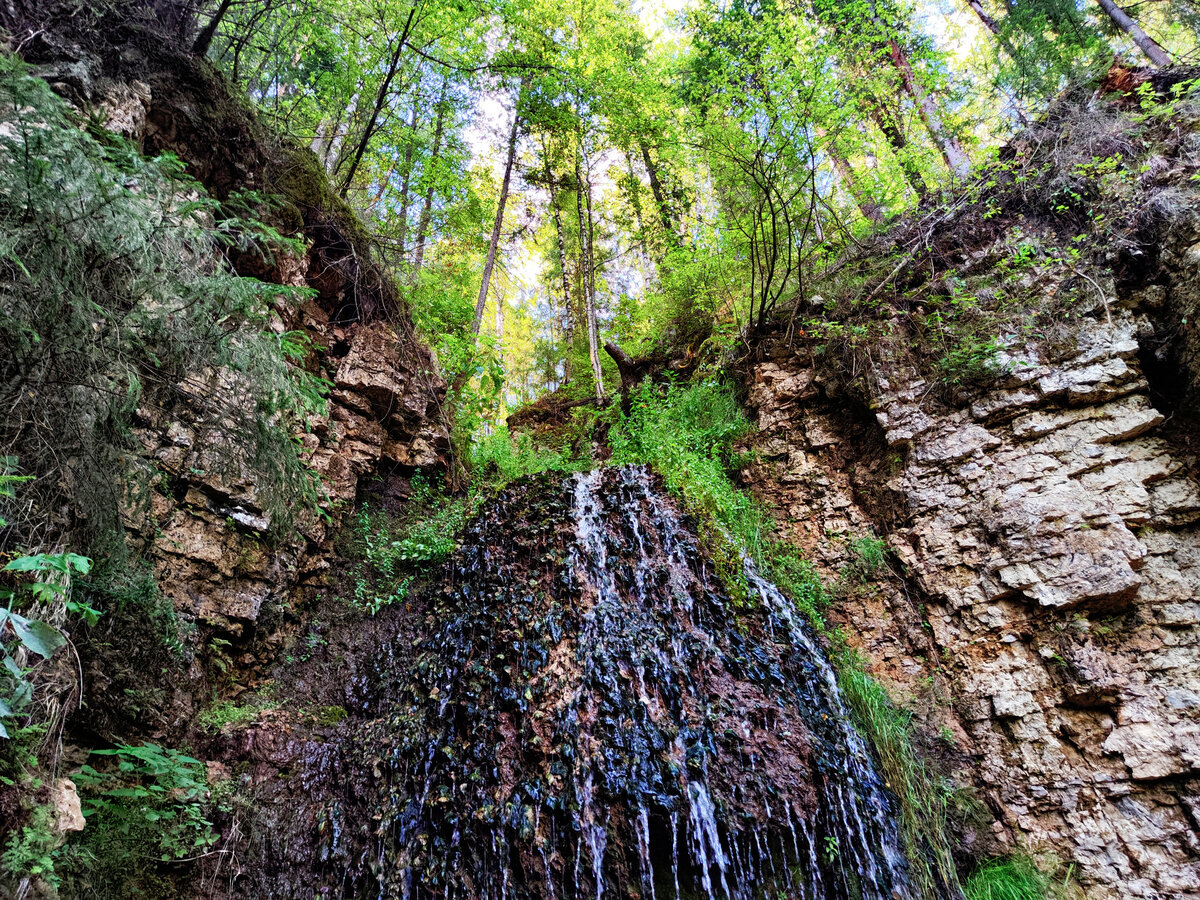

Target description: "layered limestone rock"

left=122, top=272, right=449, bottom=634
left=743, top=308, right=1200, bottom=898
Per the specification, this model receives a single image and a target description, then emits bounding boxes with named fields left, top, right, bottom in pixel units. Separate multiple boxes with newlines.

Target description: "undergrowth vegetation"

left=964, top=856, right=1062, bottom=900
left=792, top=74, right=1200, bottom=401
left=835, top=647, right=964, bottom=900
left=344, top=474, right=471, bottom=612
left=58, top=743, right=215, bottom=895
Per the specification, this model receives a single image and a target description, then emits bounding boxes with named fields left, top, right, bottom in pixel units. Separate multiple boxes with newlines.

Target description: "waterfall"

left=368, top=465, right=916, bottom=899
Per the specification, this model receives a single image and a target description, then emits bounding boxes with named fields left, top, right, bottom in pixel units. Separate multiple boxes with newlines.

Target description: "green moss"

left=270, top=144, right=375, bottom=248
left=197, top=698, right=263, bottom=733
left=308, top=705, right=348, bottom=727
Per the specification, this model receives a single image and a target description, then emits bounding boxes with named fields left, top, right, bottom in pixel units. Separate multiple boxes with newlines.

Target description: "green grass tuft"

left=965, top=857, right=1055, bottom=900
left=835, top=648, right=961, bottom=900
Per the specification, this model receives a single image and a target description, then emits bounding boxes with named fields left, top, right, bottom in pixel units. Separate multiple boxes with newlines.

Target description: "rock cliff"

left=739, top=99, right=1200, bottom=898
left=3, top=4, right=449, bottom=705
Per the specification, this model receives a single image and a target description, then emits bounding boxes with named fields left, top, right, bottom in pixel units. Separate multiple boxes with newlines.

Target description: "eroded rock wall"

left=742, top=276, right=1200, bottom=897
left=14, top=17, right=450, bottom=644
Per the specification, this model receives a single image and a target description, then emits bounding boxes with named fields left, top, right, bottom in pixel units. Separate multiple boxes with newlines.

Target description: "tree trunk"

left=411, top=78, right=449, bottom=282
left=543, top=150, right=574, bottom=337
left=336, top=2, right=419, bottom=196
left=624, top=150, right=654, bottom=267
left=192, top=0, right=236, bottom=56
left=884, top=38, right=971, bottom=177
left=318, top=90, right=360, bottom=173
left=494, top=283, right=505, bottom=345
left=576, top=152, right=605, bottom=403
left=963, top=0, right=1033, bottom=124
left=965, top=0, right=1027, bottom=63
left=639, top=140, right=675, bottom=238
left=966, top=0, right=1001, bottom=33
left=826, top=138, right=884, bottom=223
left=472, top=87, right=523, bottom=334
left=1094, top=0, right=1172, bottom=65
left=394, top=76, right=424, bottom=256
left=869, top=104, right=929, bottom=198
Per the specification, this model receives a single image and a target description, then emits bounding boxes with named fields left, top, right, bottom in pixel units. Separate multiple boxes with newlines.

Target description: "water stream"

left=365, top=465, right=915, bottom=899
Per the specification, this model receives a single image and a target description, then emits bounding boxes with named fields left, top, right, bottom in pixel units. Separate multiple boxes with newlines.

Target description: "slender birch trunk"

left=472, top=84, right=523, bottom=334
left=1095, top=0, right=1172, bottom=65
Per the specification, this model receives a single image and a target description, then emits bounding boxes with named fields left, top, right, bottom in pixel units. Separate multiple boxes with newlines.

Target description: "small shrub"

left=73, top=743, right=215, bottom=860
left=55, top=743, right=213, bottom=897
left=349, top=475, right=470, bottom=613
left=936, top=334, right=1007, bottom=385
left=848, top=534, right=888, bottom=580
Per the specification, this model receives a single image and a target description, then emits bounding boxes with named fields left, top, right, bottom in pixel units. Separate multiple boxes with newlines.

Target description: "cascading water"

left=363, top=466, right=916, bottom=899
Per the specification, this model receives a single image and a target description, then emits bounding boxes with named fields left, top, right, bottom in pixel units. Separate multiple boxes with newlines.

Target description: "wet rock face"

left=361, top=467, right=914, bottom=900
left=743, top=308, right=1200, bottom=897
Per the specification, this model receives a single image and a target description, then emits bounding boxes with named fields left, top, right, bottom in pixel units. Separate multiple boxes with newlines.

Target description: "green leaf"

left=8, top=613, right=65, bottom=658
left=4, top=554, right=54, bottom=572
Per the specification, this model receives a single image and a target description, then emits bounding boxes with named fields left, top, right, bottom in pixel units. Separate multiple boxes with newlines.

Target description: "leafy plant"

left=0, top=550, right=93, bottom=739
left=471, top=427, right=585, bottom=492
left=348, top=475, right=470, bottom=613
left=74, top=743, right=216, bottom=861
left=606, top=379, right=826, bottom=620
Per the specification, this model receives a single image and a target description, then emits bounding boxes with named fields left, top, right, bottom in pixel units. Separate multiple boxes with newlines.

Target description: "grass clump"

left=835, top=648, right=961, bottom=900
left=471, top=426, right=587, bottom=492
left=964, top=856, right=1058, bottom=900
left=847, top=534, right=889, bottom=581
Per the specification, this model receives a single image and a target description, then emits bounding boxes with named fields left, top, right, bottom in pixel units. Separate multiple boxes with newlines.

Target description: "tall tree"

left=473, top=85, right=524, bottom=335
left=576, top=150, right=605, bottom=402
left=1094, top=0, right=1173, bottom=64
left=411, top=77, right=451, bottom=282
left=336, top=1, right=420, bottom=197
